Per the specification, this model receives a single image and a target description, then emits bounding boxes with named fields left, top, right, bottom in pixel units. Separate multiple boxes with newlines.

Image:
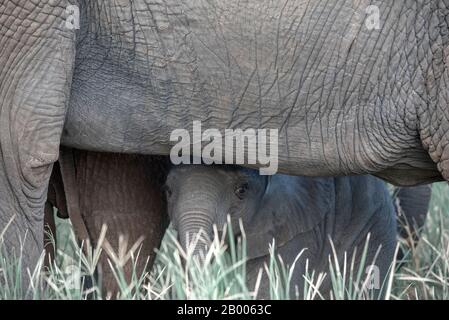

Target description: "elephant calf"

left=165, top=165, right=399, bottom=299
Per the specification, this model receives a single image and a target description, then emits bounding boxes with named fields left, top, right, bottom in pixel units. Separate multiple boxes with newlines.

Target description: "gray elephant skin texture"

left=0, top=1, right=447, bottom=280
left=62, top=1, right=447, bottom=185
left=165, top=165, right=398, bottom=298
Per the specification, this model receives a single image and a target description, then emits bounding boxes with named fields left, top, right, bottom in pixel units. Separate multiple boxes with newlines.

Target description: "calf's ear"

left=244, top=176, right=333, bottom=260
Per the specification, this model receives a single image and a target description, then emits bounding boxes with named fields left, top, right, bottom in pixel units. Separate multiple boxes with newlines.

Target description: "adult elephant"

left=0, top=1, right=447, bottom=277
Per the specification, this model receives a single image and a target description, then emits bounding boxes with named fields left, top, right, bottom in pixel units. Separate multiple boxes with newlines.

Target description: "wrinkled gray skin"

left=1, top=1, right=448, bottom=278
left=165, top=165, right=398, bottom=299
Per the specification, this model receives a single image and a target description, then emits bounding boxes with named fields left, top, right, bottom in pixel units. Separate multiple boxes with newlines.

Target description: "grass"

left=0, top=183, right=449, bottom=300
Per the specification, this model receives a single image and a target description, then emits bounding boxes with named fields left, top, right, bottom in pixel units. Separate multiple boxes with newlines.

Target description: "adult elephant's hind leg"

left=0, top=1, right=75, bottom=285
left=71, top=151, right=169, bottom=298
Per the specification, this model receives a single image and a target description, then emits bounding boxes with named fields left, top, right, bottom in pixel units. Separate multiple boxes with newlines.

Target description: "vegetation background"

left=1, top=182, right=448, bottom=300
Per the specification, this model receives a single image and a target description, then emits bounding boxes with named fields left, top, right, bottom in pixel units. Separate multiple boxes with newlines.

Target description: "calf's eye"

left=163, top=185, right=172, bottom=198
left=234, top=183, right=249, bottom=199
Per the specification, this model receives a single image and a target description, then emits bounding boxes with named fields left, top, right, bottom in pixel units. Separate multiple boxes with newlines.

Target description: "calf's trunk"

left=178, top=211, right=214, bottom=263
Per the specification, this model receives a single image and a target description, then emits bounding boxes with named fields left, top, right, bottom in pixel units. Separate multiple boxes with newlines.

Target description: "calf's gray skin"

left=1, top=0, right=448, bottom=277
left=165, top=165, right=398, bottom=299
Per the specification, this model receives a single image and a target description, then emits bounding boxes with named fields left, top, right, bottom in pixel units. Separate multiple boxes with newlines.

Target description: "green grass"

left=391, top=183, right=449, bottom=299
left=1, top=183, right=449, bottom=300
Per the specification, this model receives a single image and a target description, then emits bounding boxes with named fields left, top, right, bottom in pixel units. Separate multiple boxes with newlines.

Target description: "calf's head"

left=165, top=165, right=329, bottom=260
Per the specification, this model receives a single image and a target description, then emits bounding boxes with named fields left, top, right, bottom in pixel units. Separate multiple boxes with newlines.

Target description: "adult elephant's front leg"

left=0, top=1, right=76, bottom=284
left=68, top=150, right=169, bottom=297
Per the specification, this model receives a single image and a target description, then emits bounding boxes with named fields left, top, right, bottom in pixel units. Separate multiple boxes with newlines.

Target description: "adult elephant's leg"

left=70, top=150, right=169, bottom=297
left=0, top=1, right=76, bottom=281
left=395, top=185, right=432, bottom=260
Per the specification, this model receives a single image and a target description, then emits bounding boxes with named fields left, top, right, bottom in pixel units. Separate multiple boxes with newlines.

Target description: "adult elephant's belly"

left=62, top=0, right=442, bottom=184
left=62, top=0, right=337, bottom=176
left=63, top=0, right=308, bottom=157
